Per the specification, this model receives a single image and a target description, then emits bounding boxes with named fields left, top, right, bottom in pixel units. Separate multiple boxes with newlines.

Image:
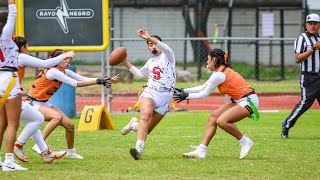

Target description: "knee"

left=140, top=112, right=152, bottom=122
left=207, top=115, right=217, bottom=126
left=216, top=118, right=226, bottom=127
left=64, top=120, right=74, bottom=131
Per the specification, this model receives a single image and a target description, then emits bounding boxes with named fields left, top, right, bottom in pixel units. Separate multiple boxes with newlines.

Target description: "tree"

left=182, top=0, right=212, bottom=80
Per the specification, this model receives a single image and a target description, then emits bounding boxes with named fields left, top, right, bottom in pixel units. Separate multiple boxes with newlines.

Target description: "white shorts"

left=0, top=71, right=21, bottom=99
left=234, top=94, right=259, bottom=109
left=31, top=100, right=52, bottom=109
left=20, top=101, right=44, bottom=124
left=139, top=87, right=173, bottom=115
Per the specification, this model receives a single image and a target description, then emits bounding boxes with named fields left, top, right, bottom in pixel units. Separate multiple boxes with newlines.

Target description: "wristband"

left=312, top=46, right=316, bottom=51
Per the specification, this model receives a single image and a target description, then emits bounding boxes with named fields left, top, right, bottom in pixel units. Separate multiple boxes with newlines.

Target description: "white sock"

left=239, top=135, right=247, bottom=143
left=5, top=153, right=14, bottom=162
left=132, top=122, right=138, bottom=131
left=136, top=140, right=144, bottom=153
left=198, top=144, right=207, bottom=152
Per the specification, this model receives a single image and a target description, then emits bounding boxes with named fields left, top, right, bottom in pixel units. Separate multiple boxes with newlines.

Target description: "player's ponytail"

left=209, top=48, right=231, bottom=69
left=13, top=36, right=27, bottom=53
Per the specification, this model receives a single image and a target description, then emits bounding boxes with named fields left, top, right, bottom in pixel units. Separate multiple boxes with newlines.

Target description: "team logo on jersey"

left=36, top=0, right=94, bottom=33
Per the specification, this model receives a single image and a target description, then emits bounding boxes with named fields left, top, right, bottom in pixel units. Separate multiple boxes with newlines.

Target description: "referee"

left=281, top=13, right=320, bottom=139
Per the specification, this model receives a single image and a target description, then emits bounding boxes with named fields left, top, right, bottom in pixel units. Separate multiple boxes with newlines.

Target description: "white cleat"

left=239, top=137, right=254, bottom=159
left=121, top=117, right=138, bottom=135
left=41, top=147, right=67, bottom=164
left=2, top=160, right=28, bottom=172
left=14, top=143, right=28, bottom=162
left=32, top=144, right=42, bottom=155
left=66, top=148, right=84, bottom=159
left=183, top=149, right=206, bottom=159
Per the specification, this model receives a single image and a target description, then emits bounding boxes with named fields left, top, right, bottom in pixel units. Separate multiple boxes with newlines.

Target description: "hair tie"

left=224, top=50, right=229, bottom=64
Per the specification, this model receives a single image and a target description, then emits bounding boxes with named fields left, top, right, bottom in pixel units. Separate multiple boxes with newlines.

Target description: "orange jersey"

left=28, top=68, right=63, bottom=101
left=217, top=66, right=254, bottom=100
left=17, top=66, right=25, bottom=84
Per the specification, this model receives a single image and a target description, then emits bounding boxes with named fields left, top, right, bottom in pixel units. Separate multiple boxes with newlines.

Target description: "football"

left=109, top=47, right=127, bottom=66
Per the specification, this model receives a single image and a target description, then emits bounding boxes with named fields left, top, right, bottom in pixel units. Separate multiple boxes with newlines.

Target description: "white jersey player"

left=0, top=1, right=26, bottom=171
left=121, top=29, right=176, bottom=160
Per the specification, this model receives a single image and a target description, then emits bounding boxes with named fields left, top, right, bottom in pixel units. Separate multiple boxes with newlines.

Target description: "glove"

left=96, top=76, right=111, bottom=88
left=173, top=87, right=189, bottom=103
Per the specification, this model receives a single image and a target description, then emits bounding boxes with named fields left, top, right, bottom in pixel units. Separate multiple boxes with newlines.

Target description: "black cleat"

left=281, top=121, right=289, bottom=139
left=130, top=148, right=142, bottom=160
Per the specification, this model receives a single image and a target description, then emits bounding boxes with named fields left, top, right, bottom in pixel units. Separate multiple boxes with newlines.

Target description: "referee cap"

left=306, top=13, right=320, bottom=22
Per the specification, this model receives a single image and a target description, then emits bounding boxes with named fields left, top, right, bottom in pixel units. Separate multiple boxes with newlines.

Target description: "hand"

left=173, top=88, right=189, bottom=103
left=138, top=29, right=150, bottom=40
left=110, top=74, right=120, bottom=84
left=64, top=51, right=75, bottom=60
left=96, top=76, right=111, bottom=88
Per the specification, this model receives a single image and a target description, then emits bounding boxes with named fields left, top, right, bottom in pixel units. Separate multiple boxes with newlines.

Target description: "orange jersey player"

left=27, top=49, right=119, bottom=159
left=174, top=48, right=259, bottom=159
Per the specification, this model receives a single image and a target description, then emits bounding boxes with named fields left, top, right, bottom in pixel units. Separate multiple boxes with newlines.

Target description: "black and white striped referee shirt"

left=294, top=32, right=320, bottom=73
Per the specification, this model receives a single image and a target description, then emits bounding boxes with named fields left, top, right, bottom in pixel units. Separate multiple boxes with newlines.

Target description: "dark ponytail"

left=209, top=48, right=231, bottom=69
left=13, top=36, right=27, bottom=52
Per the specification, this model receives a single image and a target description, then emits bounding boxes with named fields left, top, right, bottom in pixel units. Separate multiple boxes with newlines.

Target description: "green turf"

left=2, top=110, right=319, bottom=179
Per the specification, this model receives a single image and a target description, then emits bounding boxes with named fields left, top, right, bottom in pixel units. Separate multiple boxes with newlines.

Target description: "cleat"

left=239, top=137, right=254, bottom=159
left=121, top=117, right=138, bottom=135
left=41, top=148, right=67, bottom=164
left=66, top=148, right=84, bottom=159
left=281, top=120, right=289, bottom=139
left=14, top=143, right=28, bottom=162
left=130, top=148, right=142, bottom=160
left=32, top=144, right=42, bottom=155
left=0, top=157, right=2, bottom=169
left=2, top=160, right=28, bottom=171
left=183, top=149, right=206, bottom=159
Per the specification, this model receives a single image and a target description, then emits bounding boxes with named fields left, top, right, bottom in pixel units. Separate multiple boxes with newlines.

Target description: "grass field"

left=2, top=110, right=319, bottom=179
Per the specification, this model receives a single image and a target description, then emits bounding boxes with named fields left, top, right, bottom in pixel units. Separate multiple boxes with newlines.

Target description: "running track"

left=76, top=93, right=319, bottom=113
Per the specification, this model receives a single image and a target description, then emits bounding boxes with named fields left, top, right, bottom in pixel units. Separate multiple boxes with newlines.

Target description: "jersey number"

left=152, top=66, right=161, bottom=80
left=0, top=50, right=5, bottom=62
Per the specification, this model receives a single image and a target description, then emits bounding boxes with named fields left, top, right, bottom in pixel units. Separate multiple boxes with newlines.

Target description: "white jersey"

left=46, top=68, right=96, bottom=87
left=0, top=4, right=18, bottom=68
left=129, top=41, right=176, bottom=91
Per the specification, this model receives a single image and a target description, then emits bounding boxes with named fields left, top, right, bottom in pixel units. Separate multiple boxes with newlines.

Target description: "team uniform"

left=181, top=65, right=258, bottom=159
left=0, top=4, right=20, bottom=99
left=282, top=31, right=320, bottom=133
left=26, top=67, right=96, bottom=159
left=128, top=41, right=176, bottom=115
left=15, top=53, right=66, bottom=162
left=28, top=67, right=96, bottom=106
left=183, top=66, right=259, bottom=111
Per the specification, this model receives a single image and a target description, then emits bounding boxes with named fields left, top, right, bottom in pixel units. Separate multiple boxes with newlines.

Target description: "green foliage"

left=3, top=111, right=320, bottom=179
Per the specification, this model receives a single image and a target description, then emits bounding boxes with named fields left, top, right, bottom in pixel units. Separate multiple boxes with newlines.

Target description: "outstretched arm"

left=18, top=51, right=74, bottom=68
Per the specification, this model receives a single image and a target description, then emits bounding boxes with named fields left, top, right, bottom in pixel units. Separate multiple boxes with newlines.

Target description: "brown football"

left=109, top=47, right=127, bottom=66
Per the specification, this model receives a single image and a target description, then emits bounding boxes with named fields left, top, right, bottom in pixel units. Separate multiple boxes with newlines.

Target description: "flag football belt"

left=0, top=71, right=17, bottom=109
left=26, top=94, right=48, bottom=102
left=230, top=91, right=259, bottom=121
left=247, top=97, right=260, bottom=121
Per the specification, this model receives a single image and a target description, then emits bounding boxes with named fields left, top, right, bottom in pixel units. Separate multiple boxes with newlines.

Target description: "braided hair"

left=209, top=48, right=231, bottom=69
